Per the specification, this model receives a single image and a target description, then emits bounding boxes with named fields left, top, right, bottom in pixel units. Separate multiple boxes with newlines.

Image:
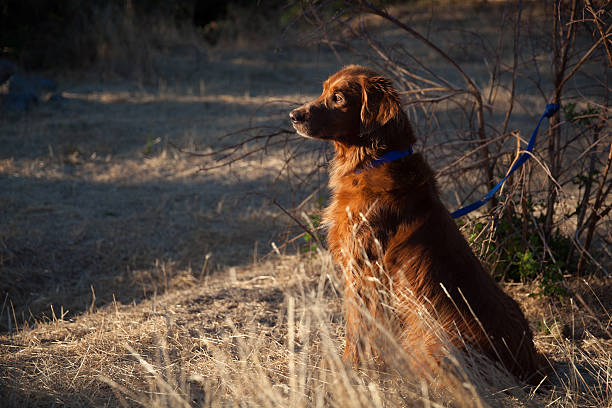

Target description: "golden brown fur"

left=290, top=65, right=547, bottom=383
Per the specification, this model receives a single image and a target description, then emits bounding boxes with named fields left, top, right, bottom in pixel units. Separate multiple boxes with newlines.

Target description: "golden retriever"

left=290, top=65, right=547, bottom=383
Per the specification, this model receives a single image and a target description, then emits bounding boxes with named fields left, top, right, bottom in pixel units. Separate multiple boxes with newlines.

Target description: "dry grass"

left=1, top=251, right=610, bottom=407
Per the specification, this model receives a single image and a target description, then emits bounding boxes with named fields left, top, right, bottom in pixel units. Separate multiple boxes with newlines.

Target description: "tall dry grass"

left=1, top=247, right=610, bottom=407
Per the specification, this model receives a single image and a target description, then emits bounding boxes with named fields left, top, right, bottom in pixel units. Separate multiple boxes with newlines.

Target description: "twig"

left=578, top=140, right=612, bottom=272
left=585, top=0, right=612, bottom=69
left=501, top=0, right=522, bottom=136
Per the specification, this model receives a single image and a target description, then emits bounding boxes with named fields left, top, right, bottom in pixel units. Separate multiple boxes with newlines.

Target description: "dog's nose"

left=290, top=109, right=305, bottom=123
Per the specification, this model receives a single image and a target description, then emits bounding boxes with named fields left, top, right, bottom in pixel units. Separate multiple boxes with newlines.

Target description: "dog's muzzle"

left=289, top=108, right=307, bottom=124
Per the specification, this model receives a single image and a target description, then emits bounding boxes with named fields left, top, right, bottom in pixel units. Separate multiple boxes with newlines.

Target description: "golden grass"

left=1, top=250, right=610, bottom=407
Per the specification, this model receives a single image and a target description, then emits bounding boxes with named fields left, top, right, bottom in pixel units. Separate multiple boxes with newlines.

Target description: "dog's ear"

left=360, top=76, right=400, bottom=133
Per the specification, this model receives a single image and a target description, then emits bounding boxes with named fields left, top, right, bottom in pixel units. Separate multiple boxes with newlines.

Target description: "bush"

left=465, top=203, right=574, bottom=298
left=0, top=0, right=192, bottom=70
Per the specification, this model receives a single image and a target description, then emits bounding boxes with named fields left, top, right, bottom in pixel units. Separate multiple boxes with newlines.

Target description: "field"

left=1, top=1, right=611, bottom=407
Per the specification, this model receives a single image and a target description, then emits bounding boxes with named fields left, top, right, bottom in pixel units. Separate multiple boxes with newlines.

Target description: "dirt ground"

left=0, top=43, right=342, bottom=325
left=0, top=2, right=610, bottom=407
left=1, top=2, right=606, bottom=330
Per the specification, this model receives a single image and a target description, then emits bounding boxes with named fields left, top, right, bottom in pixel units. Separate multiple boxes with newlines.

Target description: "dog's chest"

left=324, top=184, right=382, bottom=268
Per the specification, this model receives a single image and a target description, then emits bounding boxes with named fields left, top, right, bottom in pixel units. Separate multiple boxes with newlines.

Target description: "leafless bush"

left=195, top=1, right=610, bottom=287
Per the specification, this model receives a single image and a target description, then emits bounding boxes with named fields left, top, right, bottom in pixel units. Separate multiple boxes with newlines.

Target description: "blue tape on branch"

left=450, top=103, right=560, bottom=219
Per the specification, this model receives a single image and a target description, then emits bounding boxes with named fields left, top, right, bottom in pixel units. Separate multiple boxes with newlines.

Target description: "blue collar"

left=355, top=147, right=414, bottom=174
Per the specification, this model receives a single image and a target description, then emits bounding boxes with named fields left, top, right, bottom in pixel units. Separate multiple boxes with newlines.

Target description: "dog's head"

left=290, top=65, right=409, bottom=146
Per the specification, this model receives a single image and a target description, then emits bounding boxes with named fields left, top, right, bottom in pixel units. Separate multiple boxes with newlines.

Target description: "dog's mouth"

left=295, top=129, right=316, bottom=139
left=292, top=121, right=324, bottom=140
left=290, top=105, right=328, bottom=140
left=290, top=106, right=338, bottom=141
left=291, top=122, right=308, bottom=136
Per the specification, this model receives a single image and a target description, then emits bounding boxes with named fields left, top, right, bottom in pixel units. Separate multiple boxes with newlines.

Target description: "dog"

left=290, top=65, right=547, bottom=383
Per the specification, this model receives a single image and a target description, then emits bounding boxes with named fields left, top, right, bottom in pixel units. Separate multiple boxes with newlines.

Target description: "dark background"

left=0, top=0, right=290, bottom=69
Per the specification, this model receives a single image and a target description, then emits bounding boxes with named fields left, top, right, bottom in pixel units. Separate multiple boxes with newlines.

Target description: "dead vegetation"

left=1, top=252, right=610, bottom=407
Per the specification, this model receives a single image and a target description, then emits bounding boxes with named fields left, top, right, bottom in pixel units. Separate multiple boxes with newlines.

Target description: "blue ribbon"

left=450, top=103, right=560, bottom=219
left=355, top=147, right=414, bottom=174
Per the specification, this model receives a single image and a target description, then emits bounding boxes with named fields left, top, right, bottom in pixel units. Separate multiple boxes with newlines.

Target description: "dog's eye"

left=332, top=93, right=344, bottom=104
